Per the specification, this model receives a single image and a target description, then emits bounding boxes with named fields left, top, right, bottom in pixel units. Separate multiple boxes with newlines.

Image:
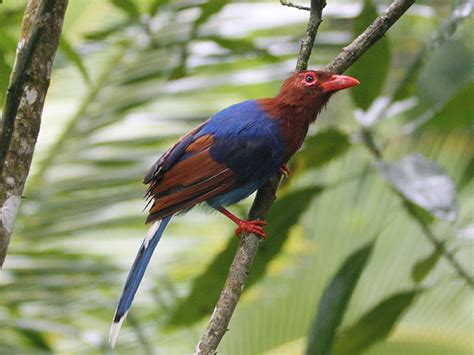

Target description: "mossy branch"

left=0, top=0, right=68, bottom=267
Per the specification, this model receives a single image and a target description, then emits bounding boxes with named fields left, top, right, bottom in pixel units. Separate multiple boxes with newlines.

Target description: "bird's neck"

left=258, top=95, right=328, bottom=161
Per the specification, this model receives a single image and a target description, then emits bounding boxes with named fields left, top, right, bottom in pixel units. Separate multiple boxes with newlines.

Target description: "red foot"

left=279, top=164, right=291, bottom=178
left=235, top=220, right=267, bottom=239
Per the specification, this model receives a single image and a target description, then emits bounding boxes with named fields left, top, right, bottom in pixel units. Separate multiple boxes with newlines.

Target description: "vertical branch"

left=296, top=0, right=327, bottom=71
left=0, top=0, right=69, bottom=267
left=195, top=0, right=415, bottom=353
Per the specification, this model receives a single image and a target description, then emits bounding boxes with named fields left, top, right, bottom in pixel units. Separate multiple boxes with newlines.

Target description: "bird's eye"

left=305, top=74, right=315, bottom=83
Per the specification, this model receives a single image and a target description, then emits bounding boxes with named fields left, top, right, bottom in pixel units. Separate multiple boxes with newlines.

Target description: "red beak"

left=320, top=74, right=360, bottom=93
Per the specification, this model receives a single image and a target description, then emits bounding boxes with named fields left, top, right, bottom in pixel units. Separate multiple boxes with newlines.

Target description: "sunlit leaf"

left=59, top=37, right=91, bottom=85
left=348, top=0, right=390, bottom=111
left=332, top=291, right=418, bottom=354
left=306, top=241, right=374, bottom=355
left=167, top=186, right=324, bottom=326
left=378, top=154, right=457, bottom=222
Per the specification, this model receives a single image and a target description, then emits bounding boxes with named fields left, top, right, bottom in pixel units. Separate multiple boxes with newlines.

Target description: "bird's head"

left=276, top=70, right=359, bottom=112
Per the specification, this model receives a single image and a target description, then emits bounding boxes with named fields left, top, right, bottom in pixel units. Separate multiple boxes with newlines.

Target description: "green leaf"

left=110, top=0, right=140, bottom=20
left=298, top=129, right=351, bottom=169
left=149, top=0, right=170, bottom=16
left=18, top=329, right=52, bottom=351
left=59, top=37, right=90, bottom=85
left=84, top=20, right=133, bottom=41
left=402, top=200, right=435, bottom=226
left=167, top=186, right=324, bottom=327
left=459, top=156, right=474, bottom=191
left=332, top=291, right=418, bottom=354
left=411, top=248, right=442, bottom=284
left=203, top=35, right=275, bottom=59
left=378, top=154, right=457, bottom=222
left=195, top=0, right=230, bottom=28
left=393, top=0, right=473, bottom=101
left=423, top=81, right=474, bottom=131
left=305, top=241, right=374, bottom=355
left=348, top=0, right=390, bottom=111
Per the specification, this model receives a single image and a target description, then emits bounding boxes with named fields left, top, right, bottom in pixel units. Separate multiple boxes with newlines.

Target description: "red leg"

left=217, top=208, right=267, bottom=239
left=279, top=164, right=291, bottom=178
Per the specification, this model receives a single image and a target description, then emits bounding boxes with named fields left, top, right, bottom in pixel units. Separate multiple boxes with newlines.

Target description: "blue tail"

left=109, top=216, right=172, bottom=347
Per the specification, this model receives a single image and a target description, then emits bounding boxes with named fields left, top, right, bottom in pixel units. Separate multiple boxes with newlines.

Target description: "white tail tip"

left=144, top=221, right=160, bottom=249
left=109, top=311, right=128, bottom=348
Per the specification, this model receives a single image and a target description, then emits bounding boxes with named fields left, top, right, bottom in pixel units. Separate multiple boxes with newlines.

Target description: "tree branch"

left=195, top=0, right=415, bottom=353
left=326, top=0, right=416, bottom=74
left=280, top=0, right=311, bottom=11
left=0, top=0, right=68, bottom=267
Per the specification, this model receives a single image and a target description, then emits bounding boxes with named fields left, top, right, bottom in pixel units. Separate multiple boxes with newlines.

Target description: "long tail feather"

left=109, top=216, right=172, bottom=347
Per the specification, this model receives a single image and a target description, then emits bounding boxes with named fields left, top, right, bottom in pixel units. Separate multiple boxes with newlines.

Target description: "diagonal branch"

left=195, top=0, right=415, bottom=353
left=0, top=0, right=69, bottom=267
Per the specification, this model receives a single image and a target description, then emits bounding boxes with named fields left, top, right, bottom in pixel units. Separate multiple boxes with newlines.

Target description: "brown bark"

left=0, top=0, right=69, bottom=267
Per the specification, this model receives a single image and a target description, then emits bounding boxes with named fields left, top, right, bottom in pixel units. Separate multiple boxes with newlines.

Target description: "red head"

left=258, top=70, right=359, bottom=160
left=277, top=70, right=359, bottom=108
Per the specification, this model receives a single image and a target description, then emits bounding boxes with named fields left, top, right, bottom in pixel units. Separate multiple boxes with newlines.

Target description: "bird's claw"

left=235, top=220, right=267, bottom=239
left=279, top=164, right=291, bottom=178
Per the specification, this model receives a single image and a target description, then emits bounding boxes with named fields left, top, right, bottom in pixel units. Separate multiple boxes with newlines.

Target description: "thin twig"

left=296, top=0, right=327, bottom=71
left=326, top=0, right=416, bottom=74
left=0, top=0, right=69, bottom=267
left=405, top=202, right=474, bottom=287
left=195, top=0, right=417, bottom=354
left=280, top=0, right=311, bottom=11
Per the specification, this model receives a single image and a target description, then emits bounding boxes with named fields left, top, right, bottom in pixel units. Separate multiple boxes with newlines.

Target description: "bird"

left=109, top=69, right=359, bottom=346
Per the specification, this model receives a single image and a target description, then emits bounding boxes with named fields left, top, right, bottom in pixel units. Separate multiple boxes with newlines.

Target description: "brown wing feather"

left=145, top=134, right=236, bottom=223
left=144, top=120, right=208, bottom=186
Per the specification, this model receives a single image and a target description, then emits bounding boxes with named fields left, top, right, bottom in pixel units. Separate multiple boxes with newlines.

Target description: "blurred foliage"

left=306, top=241, right=374, bottom=355
left=0, top=0, right=473, bottom=354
